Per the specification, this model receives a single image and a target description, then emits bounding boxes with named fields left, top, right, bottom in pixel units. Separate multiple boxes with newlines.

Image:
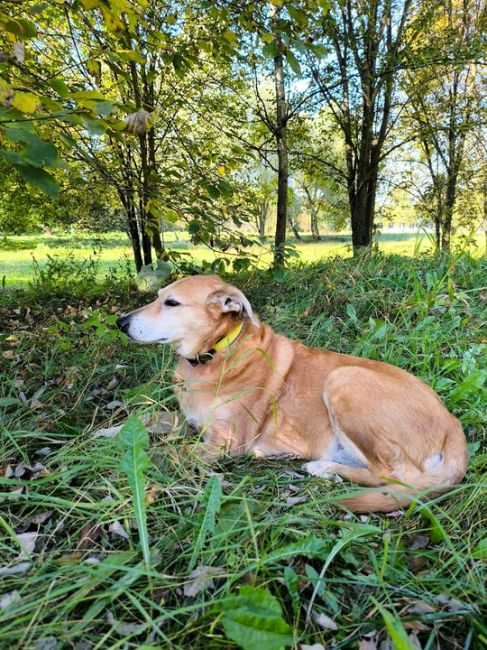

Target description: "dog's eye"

left=164, top=299, right=181, bottom=307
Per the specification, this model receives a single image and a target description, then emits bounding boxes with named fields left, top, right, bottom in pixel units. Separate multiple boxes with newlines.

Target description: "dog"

left=117, top=274, right=468, bottom=512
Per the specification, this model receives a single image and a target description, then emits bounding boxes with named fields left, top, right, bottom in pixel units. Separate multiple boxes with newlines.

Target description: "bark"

left=272, top=9, right=288, bottom=266
left=257, top=200, right=268, bottom=242
left=311, top=209, right=321, bottom=241
left=288, top=212, right=301, bottom=240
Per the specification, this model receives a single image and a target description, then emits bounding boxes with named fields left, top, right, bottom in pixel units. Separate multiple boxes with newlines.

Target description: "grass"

left=3, top=229, right=484, bottom=286
left=0, top=250, right=486, bottom=649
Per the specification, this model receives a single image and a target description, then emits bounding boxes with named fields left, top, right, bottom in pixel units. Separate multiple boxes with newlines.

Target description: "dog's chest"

left=174, top=376, right=219, bottom=432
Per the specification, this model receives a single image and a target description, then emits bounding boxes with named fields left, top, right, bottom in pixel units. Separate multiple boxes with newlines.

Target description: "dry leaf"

left=359, top=637, right=378, bottom=650
left=408, top=534, right=430, bottom=550
left=183, top=565, right=225, bottom=597
left=106, top=611, right=145, bottom=636
left=79, top=522, right=102, bottom=549
left=404, top=620, right=430, bottom=631
left=286, top=495, right=307, bottom=507
left=301, top=645, right=326, bottom=650
left=106, top=376, right=119, bottom=391
left=18, top=510, right=52, bottom=532
left=436, top=594, right=465, bottom=611
left=408, top=631, right=422, bottom=648
left=105, top=400, right=123, bottom=410
left=2, top=350, right=15, bottom=360
left=313, top=611, right=338, bottom=631
left=0, top=590, right=20, bottom=610
left=17, top=531, right=38, bottom=557
left=385, top=510, right=404, bottom=518
left=125, top=110, right=153, bottom=135
left=0, top=562, right=31, bottom=576
left=34, top=447, right=52, bottom=457
left=34, top=637, right=59, bottom=650
left=406, top=601, right=436, bottom=615
left=92, top=425, right=122, bottom=439
left=109, top=521, right=129, bottom=540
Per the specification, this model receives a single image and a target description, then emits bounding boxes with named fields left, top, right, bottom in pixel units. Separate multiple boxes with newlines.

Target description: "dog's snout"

left=116, top=314, right=131, bottom=334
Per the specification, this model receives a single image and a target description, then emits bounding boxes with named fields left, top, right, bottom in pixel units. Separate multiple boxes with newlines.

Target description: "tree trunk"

left=311, top=209, right=321, bottom=241
left=272, top=14, right=288, bottom=266
left=119, top=189, right=143, bottom=272
left=258, top=201, right=268, bottom=242
left=288, top=213, right=301, bottom=240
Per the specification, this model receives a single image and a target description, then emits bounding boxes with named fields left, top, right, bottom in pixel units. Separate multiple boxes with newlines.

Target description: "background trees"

left=0, top=0, right=485, bottom=265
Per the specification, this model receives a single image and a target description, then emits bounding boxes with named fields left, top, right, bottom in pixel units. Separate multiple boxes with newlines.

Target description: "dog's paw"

left=302, top=460, right=343, bottom=482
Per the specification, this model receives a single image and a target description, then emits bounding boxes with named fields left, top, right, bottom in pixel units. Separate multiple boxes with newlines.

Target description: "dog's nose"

left=116, top=315, right=131, bottom=334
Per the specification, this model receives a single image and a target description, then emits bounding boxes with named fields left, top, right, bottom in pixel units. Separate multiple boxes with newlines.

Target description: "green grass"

left=2, top=229, right=483, bottom=286
left=0, top=252, right=486, bottom=649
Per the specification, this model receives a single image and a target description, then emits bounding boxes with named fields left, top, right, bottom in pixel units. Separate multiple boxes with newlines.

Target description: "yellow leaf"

left=79, top=0, right=100, bottom=8
left=11, top=92, right=40, bottom=113
left=0, top=79, right=13, bottom=105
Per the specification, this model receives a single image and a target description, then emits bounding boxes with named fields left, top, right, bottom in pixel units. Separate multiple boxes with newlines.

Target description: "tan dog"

left=117, top=274, right=468, bottom=512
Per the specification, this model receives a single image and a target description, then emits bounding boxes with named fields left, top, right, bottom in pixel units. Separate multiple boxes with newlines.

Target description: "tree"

left=309, top=0, right=414, bottom=253
left=403, top=0, right=485, bottom=250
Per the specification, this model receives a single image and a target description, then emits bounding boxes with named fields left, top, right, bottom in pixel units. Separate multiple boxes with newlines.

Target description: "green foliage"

left=119, top=416, right=151, bottom=568
left=215, top=586, right=293, bottom=650
left=188, top=475, right=223, bottom=571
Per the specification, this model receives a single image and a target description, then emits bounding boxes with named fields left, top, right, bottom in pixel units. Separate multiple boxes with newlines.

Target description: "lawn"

left=0, top=250, right=486, bottom=649
left=0, top=230, right=470, bottom=286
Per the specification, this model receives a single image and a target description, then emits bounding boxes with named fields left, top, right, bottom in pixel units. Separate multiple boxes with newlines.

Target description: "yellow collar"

left=213, top=321, right=244, bottom=352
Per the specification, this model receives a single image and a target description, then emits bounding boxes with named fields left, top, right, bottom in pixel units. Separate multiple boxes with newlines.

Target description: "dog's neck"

left=185, top=321, right=244, bottom=366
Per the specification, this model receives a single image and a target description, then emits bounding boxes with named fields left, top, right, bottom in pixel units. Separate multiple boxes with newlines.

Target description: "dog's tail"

left=338, top=420, right=468, bottom=513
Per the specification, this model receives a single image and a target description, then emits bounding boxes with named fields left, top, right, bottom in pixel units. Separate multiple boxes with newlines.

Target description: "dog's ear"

left=206, top=286, right=258, bottom=325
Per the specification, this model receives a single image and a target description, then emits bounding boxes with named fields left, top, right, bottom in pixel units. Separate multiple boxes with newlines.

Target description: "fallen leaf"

left=404, top=620, right=430, bottom=631
left=0, top=562, right=31, bottom=576
left=34, top=637, right=59, bottom=650
left=286, top=496, right=307, bottom=507
left=18, top=510, right=52, bottom=532
left=79, top=522, right=102, bottom=549
left=34, top=447, right=52, bottom=457
left=301, top=645, right=326, bottom=650
left=1, top=465, right=13, bottom=478
left=92, top=425, right=122, bottom=439
left=313, top=611, right=338, bottom=631
left=436, top=594, right=466, bottom=612
left=358, top=637, right=377, bottom=650
left=183, top=565, right=225, bottom=597
left=408, top=631, right=422, bottom=648
left=2, top=350, right=15, bottom=360
left=109, top=520, right=129, bottom=540
left=0, top=590, right=20, bottom=609
left=17, top=531, right=38, bottom=557
left=14, top=461, right=44, bottom=478
left=106, top=611, right=145, bottom=636
left=106, top=400, right=123, bottom=410
left=106, top=376, right=119, bottom=391
left=406, top=601, right=436, bottom=615
left=30, top=398, right=44, bottom=410
left=385, top=510, right=404, bottom=518
left=408, top=534, right=430, bottom=550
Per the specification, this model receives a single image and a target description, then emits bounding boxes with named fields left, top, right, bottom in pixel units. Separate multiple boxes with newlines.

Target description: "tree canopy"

left=1, top=0, right=485, bottom=267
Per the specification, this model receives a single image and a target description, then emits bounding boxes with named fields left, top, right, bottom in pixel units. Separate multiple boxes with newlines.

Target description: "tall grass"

left=0, top=252, right=485, bottom=649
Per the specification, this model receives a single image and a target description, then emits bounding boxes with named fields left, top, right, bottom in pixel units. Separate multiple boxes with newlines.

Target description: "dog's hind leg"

left=303, top=459, right=384, bottom=485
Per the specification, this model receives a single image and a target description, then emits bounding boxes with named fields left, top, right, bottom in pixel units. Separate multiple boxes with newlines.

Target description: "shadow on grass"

left=0, top=237, right=40, bottom=251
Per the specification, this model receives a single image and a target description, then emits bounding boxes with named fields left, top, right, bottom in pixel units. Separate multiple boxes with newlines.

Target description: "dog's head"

left=117, top=275, right=257, bottom=357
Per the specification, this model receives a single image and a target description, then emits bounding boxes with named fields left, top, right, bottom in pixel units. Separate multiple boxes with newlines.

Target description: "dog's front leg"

left=198, top=426, right=238, bottom=463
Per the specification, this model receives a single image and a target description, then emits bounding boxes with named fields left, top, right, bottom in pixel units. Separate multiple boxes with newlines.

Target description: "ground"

left=0, top=241, right=486, bottom=649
